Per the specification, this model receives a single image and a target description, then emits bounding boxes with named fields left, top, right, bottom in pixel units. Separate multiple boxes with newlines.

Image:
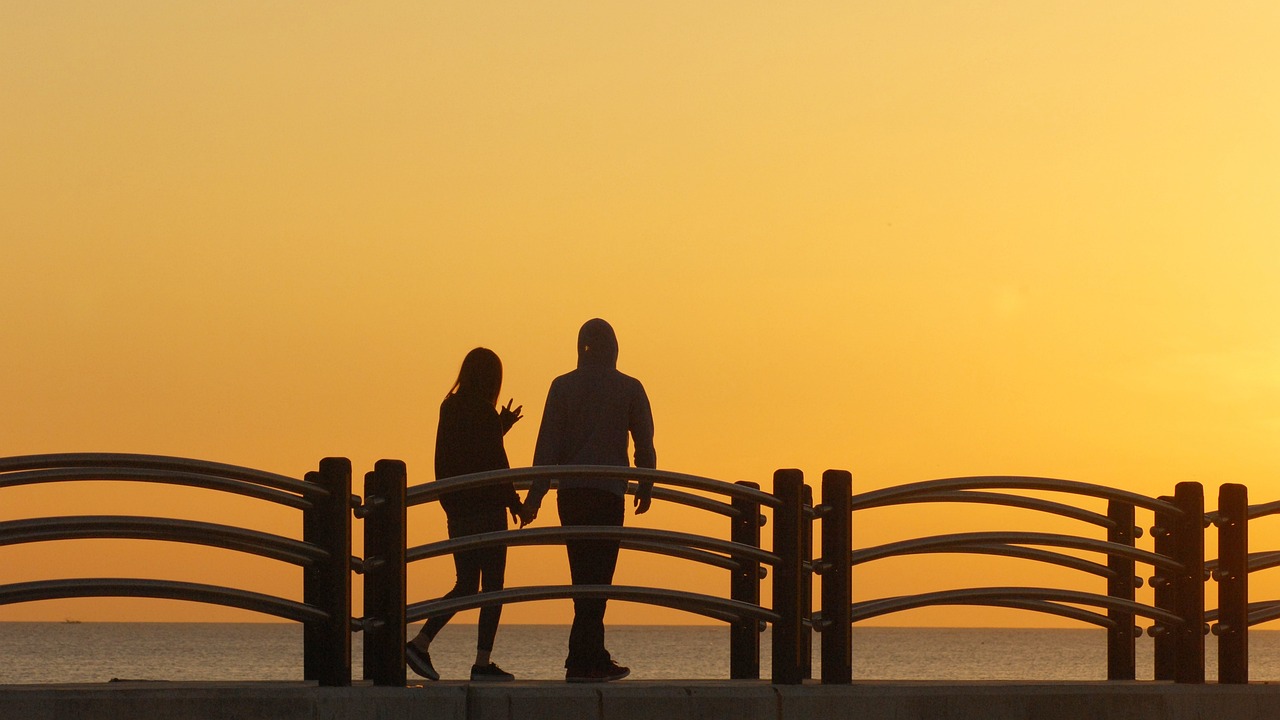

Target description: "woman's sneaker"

left=470, top=661, right=515, bottom=682
left=565, top=660, right=629, bottom=683
left=405, top=643, right=439, bottom=681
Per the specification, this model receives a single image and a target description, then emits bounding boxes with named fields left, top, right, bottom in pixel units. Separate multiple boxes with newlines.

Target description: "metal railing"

left=357, top=462, right=795, bottom=686
left=0, top=453, right=356, bottom=686
left=811, top=473, right=1207, bottom=684
left=7, top=452, right=1276, bottom=686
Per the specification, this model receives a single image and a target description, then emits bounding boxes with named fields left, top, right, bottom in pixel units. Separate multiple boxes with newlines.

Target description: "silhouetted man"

left=522, top=318, right=656, bottom=682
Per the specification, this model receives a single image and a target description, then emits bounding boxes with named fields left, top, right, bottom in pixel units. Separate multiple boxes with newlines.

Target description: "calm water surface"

left=2, top=623, right=1275, bottom=684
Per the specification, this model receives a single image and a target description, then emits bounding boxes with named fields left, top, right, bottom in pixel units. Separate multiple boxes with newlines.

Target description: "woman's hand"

left=518, top=501, right=539, bottom=528
left=500, top=399, right=523, bottom=433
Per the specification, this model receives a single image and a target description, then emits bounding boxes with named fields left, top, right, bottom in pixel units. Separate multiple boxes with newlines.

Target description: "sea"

left=3, top=624, right=1279, bottom=685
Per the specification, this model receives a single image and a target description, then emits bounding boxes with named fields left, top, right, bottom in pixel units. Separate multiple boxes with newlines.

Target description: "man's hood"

left=577, top=318, right=618, bottom=369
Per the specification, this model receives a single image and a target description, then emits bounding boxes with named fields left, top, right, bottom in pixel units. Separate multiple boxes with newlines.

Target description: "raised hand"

left=500, top=399, right=524, bottom=433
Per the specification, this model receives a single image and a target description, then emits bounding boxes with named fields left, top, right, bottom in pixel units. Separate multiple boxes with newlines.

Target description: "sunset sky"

left=3, top=3, right=1278, bottom=628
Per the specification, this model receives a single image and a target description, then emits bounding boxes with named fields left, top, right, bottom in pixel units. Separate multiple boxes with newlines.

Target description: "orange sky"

left=2, top=2, right=1278, bottom=627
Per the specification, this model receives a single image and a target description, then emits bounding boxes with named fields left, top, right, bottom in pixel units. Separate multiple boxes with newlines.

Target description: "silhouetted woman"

left=406, top=347, right=523, bottom=682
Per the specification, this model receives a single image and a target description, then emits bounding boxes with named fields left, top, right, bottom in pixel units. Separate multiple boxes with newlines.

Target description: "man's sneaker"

left=566, top=660, right=630, bottom=683
left=405, top=643, right=439, bottom=681
left=470, top=661, right=515, bottom=682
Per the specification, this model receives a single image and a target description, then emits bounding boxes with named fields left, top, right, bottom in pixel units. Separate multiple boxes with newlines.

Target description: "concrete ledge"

left=5, top=681, right=1280, bottom=720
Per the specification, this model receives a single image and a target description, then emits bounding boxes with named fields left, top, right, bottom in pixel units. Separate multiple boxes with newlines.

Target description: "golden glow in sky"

left=2, top=2, right=1278, bottom=626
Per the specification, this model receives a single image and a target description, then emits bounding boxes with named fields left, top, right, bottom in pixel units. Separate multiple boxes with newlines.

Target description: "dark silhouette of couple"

left=405, top=318, right=656, bottom=683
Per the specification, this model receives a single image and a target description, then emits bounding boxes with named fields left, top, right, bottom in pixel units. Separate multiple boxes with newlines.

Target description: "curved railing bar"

left=504, top=481, right=742, bottom=518
left=852, top=477, right=1180, bottom=517
left=864, top=489, right=1113, bottom=528
left=822, top=598, right=1114, bottom=629
left=1249, top=501, right=1280, bottom=520
left=1247, top=602, right=1280, bottom=627
left=977, top=599, right=1116, bottom=628
left=852, top=532, right=1180, bottom=572
left=0, top=453, right=322, bottom=500
left=852, top=541, right=1115, bottom=579
left=0, top=516, right=327, bottom=568
left=504, top=479, right=739, bottom=517
left=646, top=486, right=738, bottom=517
left=1209, top=601, right=1280, bottom=627
left=407, top=526, right=778, bottom=567
left=407, top=466, right=778, bottom=509
left=616, top=540, right=756, bottom=574
left=407, top=538, right=751, bottom=578
left=406, top=584, right=778, bottom=626
left=0, top=578, right=328, bottom=624
left=1208, top=551, right=1280, bottom=576
left=0, top=468, right=313, bottom=510
left=1248, top=551, right=1280, bottom=573
left=852, top=587, right=1182, bottom=626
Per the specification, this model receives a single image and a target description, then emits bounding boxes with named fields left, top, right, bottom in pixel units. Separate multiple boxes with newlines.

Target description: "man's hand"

left=518, top=500, right=540, bottom=528
left=633, top=484, right=652, bottom=515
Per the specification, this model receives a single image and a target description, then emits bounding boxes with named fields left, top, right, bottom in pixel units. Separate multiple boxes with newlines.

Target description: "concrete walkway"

left=4, top=680, right=1280, bottom=720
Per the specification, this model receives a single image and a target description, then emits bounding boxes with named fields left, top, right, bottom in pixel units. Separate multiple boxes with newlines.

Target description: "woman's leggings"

left=419, top=509, right=508, bottom=651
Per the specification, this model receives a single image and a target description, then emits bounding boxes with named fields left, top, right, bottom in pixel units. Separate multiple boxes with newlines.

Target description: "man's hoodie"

left=530, top=319, right=656, bottom=499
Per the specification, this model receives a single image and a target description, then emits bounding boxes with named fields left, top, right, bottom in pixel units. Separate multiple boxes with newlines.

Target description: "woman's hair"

left=448, top=347, right=502, bottom=406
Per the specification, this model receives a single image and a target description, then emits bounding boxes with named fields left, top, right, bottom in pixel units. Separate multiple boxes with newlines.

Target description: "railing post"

left=800, top=483, right=814, bottom=681
left=363, top=459, right=407, bottom=686
left=1172, top=481, right=1205, bottom=684
left=1106, top=500, right=1136, bottom=680
left=303, top=457, right=352, bottom=687
left=1217, top=483, right=1249, bottom=684
left=731, top=480, right=763, bottom=680
left=820, top=469, right=852, bottom=685
left=1152, top=494, right=1175, bottom=680
left=771, top=468, right=805, bottom=685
